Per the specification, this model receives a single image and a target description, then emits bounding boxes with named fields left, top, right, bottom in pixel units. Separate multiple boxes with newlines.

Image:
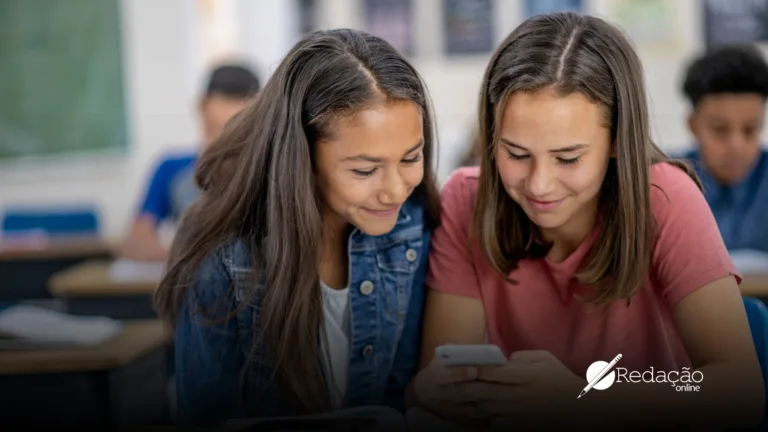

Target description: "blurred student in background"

left=410, top=13, right=763, bottom=428
left=120, top=64, right=260, bottom=261
left=155, top=29, right=439, bottom=427
left=682, top=45, right=768, bottom=252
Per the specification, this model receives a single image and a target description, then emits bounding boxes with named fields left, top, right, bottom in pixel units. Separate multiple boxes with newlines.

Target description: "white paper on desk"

left=0, top=305, right=123, bottom=348
left=730, top=249, right=768, bottom=274
left=108, top=259, right=166, bottom=282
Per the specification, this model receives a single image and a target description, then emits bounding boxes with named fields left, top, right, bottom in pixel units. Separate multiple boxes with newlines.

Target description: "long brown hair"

left=155, top=29, right=440, bottom=413
left=474, top=12, right=699, bottom=305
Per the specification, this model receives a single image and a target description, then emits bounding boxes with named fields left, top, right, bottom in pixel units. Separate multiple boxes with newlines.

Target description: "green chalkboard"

left=0, top=0, right=128, bottom=159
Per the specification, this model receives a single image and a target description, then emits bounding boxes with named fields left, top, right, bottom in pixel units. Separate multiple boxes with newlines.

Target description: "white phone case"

left=435, top=344, right=508, bottom=366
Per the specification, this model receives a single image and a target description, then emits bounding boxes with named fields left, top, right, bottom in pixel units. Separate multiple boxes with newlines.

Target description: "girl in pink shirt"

left=408, top=12, right=764, bottom=429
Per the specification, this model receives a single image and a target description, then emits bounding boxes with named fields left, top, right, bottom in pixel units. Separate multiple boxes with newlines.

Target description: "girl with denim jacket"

left=154, top=29, right=440, bottom=427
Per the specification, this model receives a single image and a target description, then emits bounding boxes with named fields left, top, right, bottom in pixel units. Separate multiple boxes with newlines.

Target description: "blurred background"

left=0, top=0, right=757, bottom=241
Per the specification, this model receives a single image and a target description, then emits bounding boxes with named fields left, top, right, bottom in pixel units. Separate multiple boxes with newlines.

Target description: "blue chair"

left=743, top=296, right=768, bottom=425
left=1, top=207, right=99, bottom=237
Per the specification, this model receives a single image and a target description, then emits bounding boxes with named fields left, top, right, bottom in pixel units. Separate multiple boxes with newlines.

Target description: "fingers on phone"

left=437, top=365, right=477, bottom=385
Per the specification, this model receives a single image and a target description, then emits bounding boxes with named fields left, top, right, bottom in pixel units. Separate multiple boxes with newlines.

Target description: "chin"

left=524, top=211, right=567, bottom=230
left=354, top=219, right=398, bottom=237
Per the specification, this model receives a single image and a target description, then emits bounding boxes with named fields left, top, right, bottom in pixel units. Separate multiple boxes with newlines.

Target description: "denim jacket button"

left=405, top=248, right=418, bottom=262
left=362, top=344, right=374, bottom=356
left=359, top=280, right=375, bottom=296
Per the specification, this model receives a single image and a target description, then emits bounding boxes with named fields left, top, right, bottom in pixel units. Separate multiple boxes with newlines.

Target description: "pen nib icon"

left=578, top=354, right=622, bottom=399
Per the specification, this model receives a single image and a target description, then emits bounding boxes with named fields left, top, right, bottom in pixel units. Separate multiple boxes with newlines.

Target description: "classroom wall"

left=0, top=0, right=293, bottom=241
left=0, top=0, right=762, bottom=240
left=316, top=0, right=711, bottom=181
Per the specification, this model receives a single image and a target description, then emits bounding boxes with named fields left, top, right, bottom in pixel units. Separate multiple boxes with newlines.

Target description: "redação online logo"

left=580, top=354, right=703, bottom=398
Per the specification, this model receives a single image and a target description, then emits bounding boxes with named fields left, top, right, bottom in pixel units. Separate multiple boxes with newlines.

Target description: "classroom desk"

left=0, top=236, right=113, bottom=301
left=0, top=320, right=171, bottom=430
left=49, top=260, right=160, bottom=319
left=740, top=273, right=768, bottom=298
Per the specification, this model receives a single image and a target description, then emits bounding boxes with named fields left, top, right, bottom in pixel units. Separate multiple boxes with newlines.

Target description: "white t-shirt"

left=320, top=280, right=351, bottom=409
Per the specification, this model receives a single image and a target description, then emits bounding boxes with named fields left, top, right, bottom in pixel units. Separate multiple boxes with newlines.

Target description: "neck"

left=540, top=198, right=599, bottom=263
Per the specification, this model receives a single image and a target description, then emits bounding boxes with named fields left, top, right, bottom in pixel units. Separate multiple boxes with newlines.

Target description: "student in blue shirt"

left=120, top=65, right=260, bottom=261
left=682, top=45, right=768, bottom=252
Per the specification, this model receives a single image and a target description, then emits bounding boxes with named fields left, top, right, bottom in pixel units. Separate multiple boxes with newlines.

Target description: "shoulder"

left=649, top=161, right=705, bottom=218
left=440, top=167, right=480, bottom=224
left=191, top=238, right=255, bottom=306
left=755, top=149, right=768, bottom=178
left=152, top=152, right=198, bottom=180
left=443, top=166, right=480, bottom=194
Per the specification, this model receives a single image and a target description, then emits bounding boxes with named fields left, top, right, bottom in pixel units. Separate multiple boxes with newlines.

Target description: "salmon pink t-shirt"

left=425, top=163, right=741, bottom=376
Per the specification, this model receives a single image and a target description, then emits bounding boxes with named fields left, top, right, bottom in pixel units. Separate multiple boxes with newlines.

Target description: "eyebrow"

left=500, top=137, right=587, bottom=154
left=343, top=139, right=424, bottom=163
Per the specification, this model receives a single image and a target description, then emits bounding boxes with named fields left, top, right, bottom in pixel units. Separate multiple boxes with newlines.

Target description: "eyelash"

left=352, top=154, right=423, bottom=178
left=507, top=151, right=580, bottom=165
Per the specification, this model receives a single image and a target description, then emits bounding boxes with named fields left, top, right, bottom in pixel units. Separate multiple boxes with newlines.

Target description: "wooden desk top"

left=0, top=319, right=170, bottom=375
left=0, top=236, right=113, bottom=261
left=740, top=273, right=768, bottom=297
left=49, top=260, right=160, bottom=297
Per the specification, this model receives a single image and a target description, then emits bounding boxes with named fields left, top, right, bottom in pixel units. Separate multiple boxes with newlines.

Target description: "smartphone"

left=435, top=344, right=508, bottom=366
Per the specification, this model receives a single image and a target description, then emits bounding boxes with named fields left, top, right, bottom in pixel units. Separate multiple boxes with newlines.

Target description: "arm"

left=582, top=276, right=764, bottom=427
left=174, top=249, right=244, bottom=427
left=119, top=160, right=174, bottom=261
left=119, top=215, right=168, bottom=261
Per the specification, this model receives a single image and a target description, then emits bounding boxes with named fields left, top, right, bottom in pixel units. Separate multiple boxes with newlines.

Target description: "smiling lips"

left=364, top=207, right=399, bottom=217
left=526, top=196, right=565, bottom=211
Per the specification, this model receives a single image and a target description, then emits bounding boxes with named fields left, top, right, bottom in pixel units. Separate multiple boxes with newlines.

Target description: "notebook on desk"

left=108, top=259, right=166, bottom=282
left=731, top=249, right=768, bottom=274
left=0, top=304, right=122, bottom=349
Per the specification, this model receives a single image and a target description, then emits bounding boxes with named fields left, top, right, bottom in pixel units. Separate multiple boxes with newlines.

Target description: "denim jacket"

left=174, top=197, right=432, bottom=426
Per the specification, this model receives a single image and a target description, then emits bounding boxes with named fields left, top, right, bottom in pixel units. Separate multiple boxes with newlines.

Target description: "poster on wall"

left=609, top=0, right=681, bottom=54
left=443, top=0, right=494, bottom=55
left=704, top=0, right=768, bottom=47
left=363, top=0, right=413, bottom=56
left=524, top=0, right=584, bottom=18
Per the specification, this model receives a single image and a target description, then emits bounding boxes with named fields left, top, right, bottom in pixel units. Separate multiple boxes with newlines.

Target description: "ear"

left=687, top=113, right=696, bottom=136
left=197, top=98, right=206, bottom=116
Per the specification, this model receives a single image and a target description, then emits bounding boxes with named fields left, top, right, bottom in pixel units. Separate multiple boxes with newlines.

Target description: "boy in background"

left=682, top=45, right=768, bottom=252
left=120, top=64, right=260, bottom=261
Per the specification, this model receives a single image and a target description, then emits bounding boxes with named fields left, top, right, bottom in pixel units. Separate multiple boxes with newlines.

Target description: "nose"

left=527, top=160, right=556, bottom=197
left=378, top=170, right=408, bottom=206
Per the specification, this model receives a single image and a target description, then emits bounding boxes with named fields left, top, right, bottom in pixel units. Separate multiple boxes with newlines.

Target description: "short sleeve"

left=651, top=163, right=741, bottom=307
left=138, top=158, right=176, bottom=224
left=425, top=168, right=482, bottom=299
